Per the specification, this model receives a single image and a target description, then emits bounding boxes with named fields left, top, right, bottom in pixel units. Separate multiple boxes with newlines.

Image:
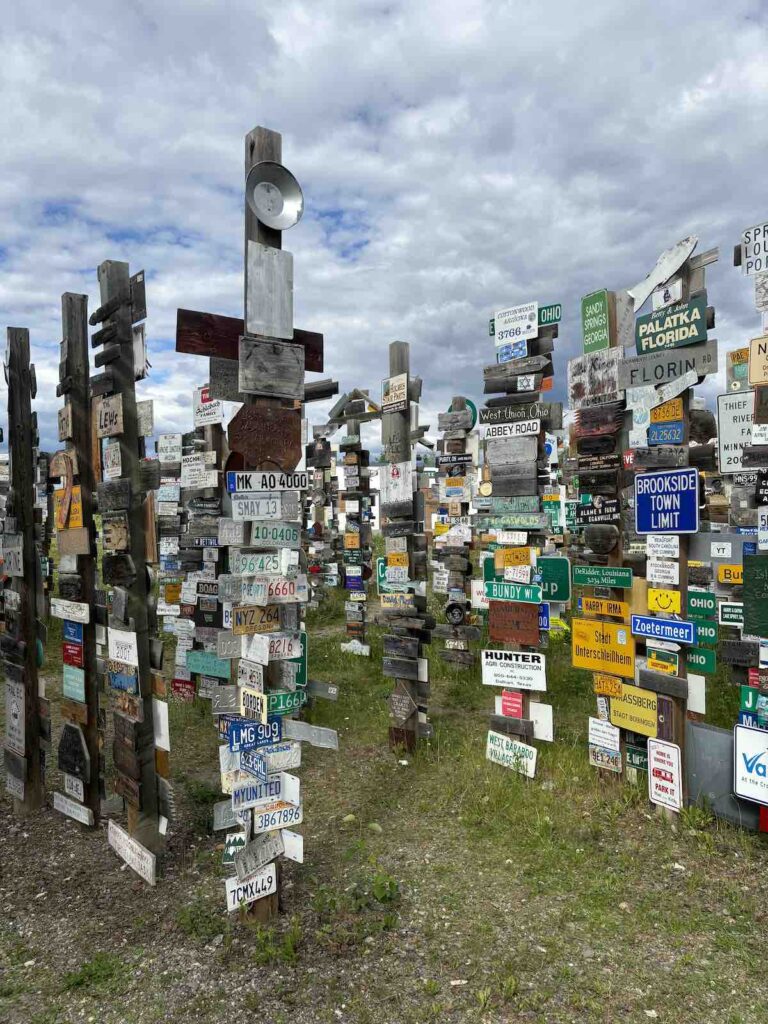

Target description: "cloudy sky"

left=1, top=0, right=766, bottom=451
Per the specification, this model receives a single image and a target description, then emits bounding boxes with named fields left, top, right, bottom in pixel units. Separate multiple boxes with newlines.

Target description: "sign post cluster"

left=480, top=301, right=566, bottom=774
left=568, top=235, right=720, bottom=810
left=304, top=429, right=340, bottom=605
left=173, top=125, right=337, bottom=917
left=431, top=397, right=480, bottom=667
left=378, top=342, right=433, bottom=750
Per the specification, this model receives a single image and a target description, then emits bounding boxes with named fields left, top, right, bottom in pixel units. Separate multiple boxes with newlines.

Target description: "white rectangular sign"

left=225, top=863, right=277, bottom=912
left=588, top=717, right=621, bottom=752
left=494, top=301, right=538, bottom=345
left=646, top=535, right=679, bottom=559
left=646, top=559, right=680, bottom=586
left=50, top=598, right=90, bottom=624
left=107, top=819, right=157, bottom=885
left=742, top=221, right=768, bottom=275
left=108, top=628, right=139, bottom=667
left=481, top=650, right=546, bottom=690
left=482, top=419, right=540, bottom=440
left=647, top=739, right=683, bottom=812
left=53, top=791, right=94, bottom=826
left=231, top=493, right=283, bottom=521
left=486, top=730, right=538, bottom=777
left=379, top=461, right=413, bottom=505
left=717, top=391, right=755, bottom=474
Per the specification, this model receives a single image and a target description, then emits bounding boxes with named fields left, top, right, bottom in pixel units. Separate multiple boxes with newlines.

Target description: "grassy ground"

left=1, top=585, right=766, bottom=1024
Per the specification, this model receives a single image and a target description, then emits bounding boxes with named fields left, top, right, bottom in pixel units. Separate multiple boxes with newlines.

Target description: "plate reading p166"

left=227, top=471, right=309, bottom=493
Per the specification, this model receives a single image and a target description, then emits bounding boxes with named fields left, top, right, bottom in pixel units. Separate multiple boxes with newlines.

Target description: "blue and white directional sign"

left=538, top=602, right=551, bottom=631
left=63, top=620, right=83, bottom=644
left=631, top=615, right=697, bottom=644
left=635, top=467, right=699, bottom=535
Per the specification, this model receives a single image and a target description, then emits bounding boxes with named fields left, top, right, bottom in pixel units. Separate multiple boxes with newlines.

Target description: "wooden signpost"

left=3, top=328, right=44, bottom=811
left=432, top=397, right=478, bottom=667
left=173, top=125, right=335, bottom=918
left=51, top=293, right=100, bottom=826
left=90, top=261, right=165, bottom=866
left=380, top=342, right=433, bottom=750
left=480, top=301, right=563, bottom=774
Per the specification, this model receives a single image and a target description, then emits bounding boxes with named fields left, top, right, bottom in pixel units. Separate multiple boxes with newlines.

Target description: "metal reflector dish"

left=245, top=161, right=304, bottom=231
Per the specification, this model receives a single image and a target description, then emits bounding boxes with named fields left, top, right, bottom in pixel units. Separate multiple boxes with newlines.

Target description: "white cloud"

left=0, top=0, right=766, bottom=448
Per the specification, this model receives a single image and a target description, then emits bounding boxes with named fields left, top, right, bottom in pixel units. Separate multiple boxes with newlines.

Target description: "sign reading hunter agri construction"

left=481, top=650, right=546, bottom=690
left=635, top=468, right=699, bottom=534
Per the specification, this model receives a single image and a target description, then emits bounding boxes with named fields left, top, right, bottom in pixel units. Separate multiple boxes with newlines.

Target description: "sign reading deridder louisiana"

left=571, top=618, right=636, bottom=678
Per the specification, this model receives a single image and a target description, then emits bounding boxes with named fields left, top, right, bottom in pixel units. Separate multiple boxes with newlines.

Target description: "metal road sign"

left=630, top=615, right=697, bottom=644
left=634, top=468, right=699, bottom=534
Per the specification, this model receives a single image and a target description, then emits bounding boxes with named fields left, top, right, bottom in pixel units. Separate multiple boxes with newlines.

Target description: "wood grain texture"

left=238, top=335, right=304, bottom=400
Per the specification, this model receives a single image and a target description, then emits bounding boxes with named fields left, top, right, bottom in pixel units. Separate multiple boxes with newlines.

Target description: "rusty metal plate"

left=228, top=400, right=301, bottom=471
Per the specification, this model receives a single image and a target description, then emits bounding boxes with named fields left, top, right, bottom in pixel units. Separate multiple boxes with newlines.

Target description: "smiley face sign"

left=647, top=588, right=682, bottom=615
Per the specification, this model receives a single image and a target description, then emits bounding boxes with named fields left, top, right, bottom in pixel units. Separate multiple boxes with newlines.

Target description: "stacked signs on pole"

left=174, top=125, right=336, bottom=917
left=733, top=219, right=768, bottom=829
left=91, top=261, right=166, bottom=870
left=50, top=293, right=100, bottom=827
left=2, top=328, right=45, bottom=810
left=431, top=398, right=479, bottom=667
left=304, top=430, right=339, bottom=606
left=569, top=235, right=713, bottom=808
left=481, top=300, right=565, bottom=775
left=379, top=343, right=433, bottom=750
left=329, top=390, right=378, bottom=657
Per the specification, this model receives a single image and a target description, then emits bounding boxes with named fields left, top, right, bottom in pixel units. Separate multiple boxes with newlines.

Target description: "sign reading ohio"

left=634, top=295, right=707, bottom=354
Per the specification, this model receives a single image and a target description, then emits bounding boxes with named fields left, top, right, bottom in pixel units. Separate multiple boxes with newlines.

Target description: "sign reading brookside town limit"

left=634, top=468, right=699, bottom=535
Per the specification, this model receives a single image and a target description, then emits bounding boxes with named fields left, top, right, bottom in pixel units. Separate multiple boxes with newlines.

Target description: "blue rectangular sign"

left=631, top=615, right=697, bottom=644
left=239, top=749, right=268, bottom=782
left=648, top=421, right=684, bottom=446
left=497, top=340, right=527, bottom=363
left=63, top=620, right=83, bottom=644
left=634, top=467, right=699, bottom=535
left=538, top=602, right=551, bottom=631
left=228, top=717, right=282, bottom=753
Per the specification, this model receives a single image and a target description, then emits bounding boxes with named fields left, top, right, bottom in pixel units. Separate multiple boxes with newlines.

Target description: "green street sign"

left=626, top=744, right=648, bottom=772
left=686, top=646, right=716, bottom=675
left=635, top=294, right=707, bottom=355
left=268, top=689, right=308, bottom=716
left=687, top=589, right=716, bottom=619
left=539, top=303, right=562, bottom=326
left=740, top=685, right=767, bottom=713
left=572, top=565, right=633, bottom=590
left=489, top=317, right=495, bottom=336
left=484, top=581, right=543, bottom=604
left=696, top=620, right=719, bottom=646
left=538, top=556, right=571, bottom=602
left=581, top=289, right=611, bottom=353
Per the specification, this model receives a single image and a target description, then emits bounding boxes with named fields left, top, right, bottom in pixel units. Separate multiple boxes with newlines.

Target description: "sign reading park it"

left=634, top=468, right=699, bottom=534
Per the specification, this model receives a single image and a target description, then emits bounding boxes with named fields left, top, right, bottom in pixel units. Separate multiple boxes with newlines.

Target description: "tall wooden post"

left=51, top=293, right=100, bottom=826
left=3, top=328, right=43, bottom=811
left=93, top=261, right=161, bottom=860
left=380, top=342, right=432, bottom=749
